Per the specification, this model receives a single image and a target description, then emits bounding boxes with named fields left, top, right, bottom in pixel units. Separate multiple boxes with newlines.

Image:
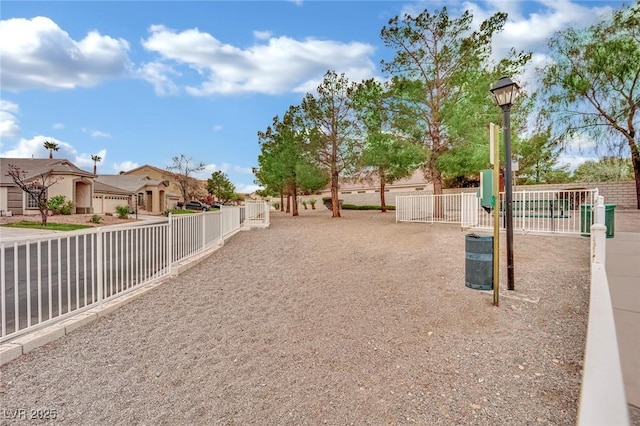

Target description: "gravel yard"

left=0, top=209, right=638, bottom=425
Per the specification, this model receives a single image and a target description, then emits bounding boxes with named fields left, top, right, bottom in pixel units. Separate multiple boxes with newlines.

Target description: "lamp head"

left=490, top=76, right=520, bottom=107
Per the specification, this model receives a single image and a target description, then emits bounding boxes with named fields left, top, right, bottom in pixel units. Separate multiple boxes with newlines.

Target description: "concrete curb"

left=0, top=240, right=227, bottom=366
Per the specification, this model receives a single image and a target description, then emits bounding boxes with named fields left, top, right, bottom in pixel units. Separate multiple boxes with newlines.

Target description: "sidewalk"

left=606, top=231, right=640, bottom=408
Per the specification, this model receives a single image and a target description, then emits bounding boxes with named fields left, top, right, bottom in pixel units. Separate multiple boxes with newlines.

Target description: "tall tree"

left=380, top=7, right=528, bottom=195
left=540, top=3, right=640, bottom=208
left=352, top=79, right=425, bottom=212
left=301, top=70, right=363, bottom=218
left=207, top=170, right=236, bottom=203
left=165, top=154, right=205, bottom=203
left=5, top=164, right=60, bottom=226
left=513, top=127, right=570, bottom=184
left=91, top=154, right=102, bottom=174
left=573, top=157, right=634, bottom=182
left=43, top=140, right=59, bottom=159
left=257, top=106, right=329, bottom=217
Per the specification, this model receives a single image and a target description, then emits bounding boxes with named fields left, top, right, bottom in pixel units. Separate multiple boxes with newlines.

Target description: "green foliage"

left=90, top=214, right=102, bottom=224
left=572, top=157, right=633, bottom=182
left=514, top=127, right=572, bottom=184
left=272, top=202, right=280, bottom=210
left=115, top=205, right=130, bottom=219
left=341, top=204, right=396, bottom=211
left=301, top=71, right=364, bottom=217
left=308, top=199, right=316, bottom=206
left=2, top=221, right=90, bottom=231
left=164, top=208, right=193, bottom=216
left=539, top=2, right=640, bottom=207
left=380, top=6, right=531, bottom=193
left=207, top=170, right=236, bottom=203
left=47, top=195, right=73, bottom=215
left=351, top=78, right=426, bottom=199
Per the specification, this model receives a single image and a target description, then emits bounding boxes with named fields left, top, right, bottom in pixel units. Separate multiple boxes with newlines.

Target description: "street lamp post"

left=490, top=76, right=520, bottom=291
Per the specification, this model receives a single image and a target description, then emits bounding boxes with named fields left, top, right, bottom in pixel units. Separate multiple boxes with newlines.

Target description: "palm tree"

left=43, top=141, right=59, bottom=159
left=91, top=154, right=102, bottom=174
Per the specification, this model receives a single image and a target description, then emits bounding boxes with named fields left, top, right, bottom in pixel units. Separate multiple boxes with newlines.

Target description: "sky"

left=0, top=0, right=627, bottom=193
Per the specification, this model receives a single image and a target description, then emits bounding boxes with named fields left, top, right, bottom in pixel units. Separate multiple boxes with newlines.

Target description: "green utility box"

left=580, top=205, right=592, bottom=237
left=580, top=204, right=617, bottom=238
left=465, top=234, right=493, bottom=290
left=605, top=204, right=616, bottom=238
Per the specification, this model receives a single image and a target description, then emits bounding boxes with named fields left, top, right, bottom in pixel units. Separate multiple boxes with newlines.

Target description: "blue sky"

left=0, top=0, right=626, bottom=193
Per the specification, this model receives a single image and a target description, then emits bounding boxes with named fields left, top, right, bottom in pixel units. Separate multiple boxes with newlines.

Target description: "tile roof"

left=1, top=157, right=94, bottom=185
left=95, top=174, right=169, bottom=193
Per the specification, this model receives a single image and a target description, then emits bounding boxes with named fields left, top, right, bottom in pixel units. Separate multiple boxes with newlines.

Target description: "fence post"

left=591, top=196, right=606, bottom=264
left=167, top=213, right=173, bottom=273
left=202, top=211, right=206, bottom=252
left=96, top=228, right=103, bottom=305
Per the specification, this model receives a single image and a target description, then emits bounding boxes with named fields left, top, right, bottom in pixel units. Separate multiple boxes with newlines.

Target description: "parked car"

left=185, top=200, right=210, bottom=211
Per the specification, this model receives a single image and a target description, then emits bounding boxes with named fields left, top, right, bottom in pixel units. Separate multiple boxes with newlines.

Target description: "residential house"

left=320, top=169, right=434, bottom=196
left=94, top=174, right=178, bottom=214
left=92, top=180, right=133, bottom=215
left=0, top=158, right=95, bottom=216
left=121, top=164, right=204, bottom=205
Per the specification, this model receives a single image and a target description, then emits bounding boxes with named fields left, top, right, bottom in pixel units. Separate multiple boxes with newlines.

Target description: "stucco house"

left=92, top=180, right=133, bottom=215
left=122, top=164, right=206, bottom=204
left=1, top=158, right=95, bottom=216
left=94, top=174, right=179, bottom=214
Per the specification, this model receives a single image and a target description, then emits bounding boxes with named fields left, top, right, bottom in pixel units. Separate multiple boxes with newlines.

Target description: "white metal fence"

left=0, top=202, right=269, bottom=342
left=397, top=189, right=599, bottom=235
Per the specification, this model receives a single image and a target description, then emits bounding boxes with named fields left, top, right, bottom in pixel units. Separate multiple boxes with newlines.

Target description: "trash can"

left=581, top=204, right=616, bottom=238
left=605, top=204, right=616, bottom=238
left=465, top=234, right=493, bottom=290
left=580, top=204, right=592, bottom=237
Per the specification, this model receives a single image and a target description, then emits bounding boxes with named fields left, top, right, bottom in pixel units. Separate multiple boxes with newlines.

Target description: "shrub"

left=302, top=200, right=308, bottom=209
left=90, top=214, right=102, bottom=224
left=341, top=204, right=396, bottom=210
left=309, top=199, right=317, bottom=209
left=115, top=205, right=130, bottom=219
left=48, top=195, right=74, bottom=215
left=273, top=202, right=280, bottom=210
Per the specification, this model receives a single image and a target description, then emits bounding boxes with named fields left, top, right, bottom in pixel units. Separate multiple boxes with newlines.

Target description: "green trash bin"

left=580, top=204, right=592, bottom=237
left=465, top=234, right=493, bottom=290
left=605, top=204, right=616, bottom=239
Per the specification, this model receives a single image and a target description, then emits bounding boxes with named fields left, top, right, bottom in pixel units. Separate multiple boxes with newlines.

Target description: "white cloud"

left=137, top=61, right=180, bottom=96
left=253, top=30, right=272, bottom=40
left=491, top=0, right=615, bottom=64
left=52, top=123, right=64, bottom=130
left=91, top=130, right=111, bottom=138
left=0, top=136, right=106, bottom=172
left=113, top=161, right=139, bottom=173
left=235, top=183, right=261, bottom=194
left=213, top=125, right=223, bottom=131
left=75, top=149, right=107, bottom=170
left=0, top=16, right=132, bottom=91
left=0, top=100, right=21, bottom=141
left=140, top=25, right=377, bottom=96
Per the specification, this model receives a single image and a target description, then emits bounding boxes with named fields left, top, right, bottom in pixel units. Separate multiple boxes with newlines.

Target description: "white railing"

left=577, top=196, right=630, bottom=426
left=398, top=189, right=599, bottom=235
left=395, top=194, right=463, bottom=224
left=0, top=202, right=270, bottom=342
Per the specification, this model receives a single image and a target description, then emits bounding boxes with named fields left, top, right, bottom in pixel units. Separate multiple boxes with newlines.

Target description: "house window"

left=27, top=195, right=40, bottom=208
left=27, top=188, right=45, bottom=209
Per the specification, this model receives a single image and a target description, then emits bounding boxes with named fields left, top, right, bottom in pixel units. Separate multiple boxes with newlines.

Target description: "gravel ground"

left=1, top=209, right=638, bottom=425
